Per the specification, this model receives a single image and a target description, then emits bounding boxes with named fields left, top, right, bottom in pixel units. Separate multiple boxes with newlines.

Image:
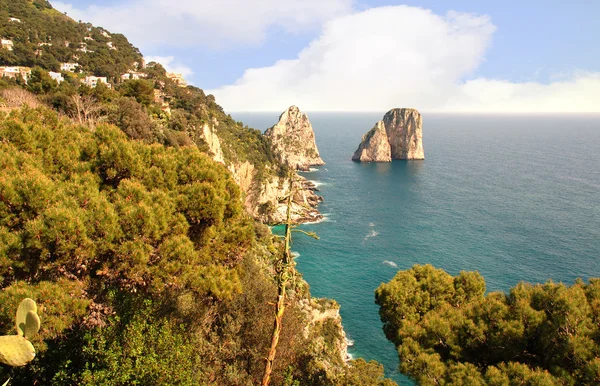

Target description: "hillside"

left=0, top=0, right=142, bottom=78
left=0, top=0, right=319, bottom=224
left=0, top=1, right=395, bottom=384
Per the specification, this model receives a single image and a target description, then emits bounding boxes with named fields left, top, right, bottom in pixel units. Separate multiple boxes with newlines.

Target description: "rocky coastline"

left=200, top=106, right=325, bottom=224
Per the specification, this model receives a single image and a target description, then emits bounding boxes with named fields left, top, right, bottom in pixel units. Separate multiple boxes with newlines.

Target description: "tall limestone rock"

left=384, top=108, right=424, bottom=160
left=352, top=108, right=424, bottom=162
left=265, top=106, right=325, bottom=171
left=351, top=121, right=391, bottom=162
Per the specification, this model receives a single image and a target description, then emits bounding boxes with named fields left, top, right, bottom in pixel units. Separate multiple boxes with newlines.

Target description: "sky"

left=51, top=0, right=600, bottom=112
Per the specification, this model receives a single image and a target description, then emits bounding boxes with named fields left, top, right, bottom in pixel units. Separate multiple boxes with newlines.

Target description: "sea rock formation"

left=384, top=108, right=424, bottom=159
left=352, top=108, right=424, bottom=162
left=351, top=121, right=391, bottom=162
left=265, top=106, right=325, bottom=171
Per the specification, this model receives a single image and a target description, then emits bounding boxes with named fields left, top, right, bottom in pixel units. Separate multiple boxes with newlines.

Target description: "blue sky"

left=52, top=1, right=600, bottom=112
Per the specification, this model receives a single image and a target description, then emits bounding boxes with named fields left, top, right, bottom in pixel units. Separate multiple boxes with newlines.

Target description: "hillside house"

left=78, top=44, right=93, bottom=53
left=49, top=72, right=64, bottom=84
left=121, top=72, right=147, bottom=81
left=100, top=30, right=111, bottom=38
left=38, top=42, right=52, bottom=47
left=1, top=39, right=14, bottom=51
left=8, top=18, right=21, bottom=23
left=134, top=59, right=146, bottom=70
left=166, top=72, right=187, bottom=87
left=61, top=62, right=79, bottom=72
left=153, top=89, right=171, bottom=114
left=0, top=67, right=32, bottom=82
left=83, top=76, right=111, bottom=89
left=106, top=41, right=116, bottom=50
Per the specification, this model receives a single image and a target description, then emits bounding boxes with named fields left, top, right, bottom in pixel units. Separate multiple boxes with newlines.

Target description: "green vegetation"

left=376, top=265, right=600, bottom=385
left=0, top=2, right=398, bottom=383
left=0, top=107, right=393, bottom=385
left=0, top=298, right=40, bottom=367
left=0, top=0, right=142, bottom=79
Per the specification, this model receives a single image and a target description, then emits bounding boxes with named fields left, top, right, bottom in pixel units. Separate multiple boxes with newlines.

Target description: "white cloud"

left=208, top=6, right=496, bottom=111
left=208, top=6, right=600, bottom=112
left=444, top=72, right=600, bottom=113
left=51, top=0, right=353, bottom=49
left=145, top=55, right=193, bottom=77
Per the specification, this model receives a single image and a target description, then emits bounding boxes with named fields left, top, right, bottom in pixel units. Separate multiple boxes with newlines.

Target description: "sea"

left=232, top=112, right=600, bottom=384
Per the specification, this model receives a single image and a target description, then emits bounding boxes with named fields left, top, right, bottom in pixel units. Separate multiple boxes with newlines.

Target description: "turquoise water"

left=233, top=112, right=600, bottom=383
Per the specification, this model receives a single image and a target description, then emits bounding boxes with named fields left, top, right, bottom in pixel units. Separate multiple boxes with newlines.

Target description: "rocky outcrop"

left=201, top=123, right=224, bottom=164
left=202, top=108, right=324, bottom=225
left=384, top=108, right=424, bottom=160
left=299, top=298, right=350, bottom=367
left=225, top=162, right=322, bottom=224
left=351, top=121, right=391, bottom=162
left=265, top=106, right=325, bottom=171
left=352, top=108, right=424, bottom=162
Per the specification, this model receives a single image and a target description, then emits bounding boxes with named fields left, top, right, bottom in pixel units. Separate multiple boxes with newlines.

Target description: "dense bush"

left=376, top=264, right=600, bottom=385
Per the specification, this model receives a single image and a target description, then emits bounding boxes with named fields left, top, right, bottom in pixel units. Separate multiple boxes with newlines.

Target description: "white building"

left=121, top=72, right=147, bottom=81
left=8, top=18, right=21, bottom=23
left=100, top=30, right=111, bottom=38
left=61, top=62, right=79, bottom=72
left=0, top=66, right=32, bottom=82
left=106, top=41, right=116, bottom=50
left=83, top=76, right=111, bottom=89
left=49, top=71, right=64, bottom=84
left=1, top=39, right=14, bottom=51
left=78, top=45, right=93, bottom=53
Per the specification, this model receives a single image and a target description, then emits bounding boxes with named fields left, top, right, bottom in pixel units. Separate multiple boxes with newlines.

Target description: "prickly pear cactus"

left=23, top=311, right=40, bottom=340
left=0, top=298, right=40, bottom=367
left=15, top=298, right=37, bottom=337
left=0, top=336, right=35, bottom=367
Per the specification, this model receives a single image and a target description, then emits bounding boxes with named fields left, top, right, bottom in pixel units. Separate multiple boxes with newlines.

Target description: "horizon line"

left=228, top=110, right=600, bottom=115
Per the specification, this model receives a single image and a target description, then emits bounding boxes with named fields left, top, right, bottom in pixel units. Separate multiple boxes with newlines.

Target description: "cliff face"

left=352, top=108, right=424, bottom=162
left=202, top=119, right=322, bottom=224
left=265, top=106, right=325, bottom=171
left=201, top=123, right=225, bottom=164
left=351, top=121, right=391, bottom=162
left=384, top=108, right=424, bottom=160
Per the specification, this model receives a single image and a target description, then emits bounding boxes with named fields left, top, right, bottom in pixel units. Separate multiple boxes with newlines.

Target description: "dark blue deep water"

left=233, top=112, right=600, bottom=383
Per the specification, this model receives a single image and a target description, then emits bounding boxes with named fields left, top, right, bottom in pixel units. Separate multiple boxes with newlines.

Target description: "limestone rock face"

left=265, top=106, right=325, bottom=171
left=352, top=108, right=424, bottom=162
left=201, top=123, right=224, bottom=164
left=351, top=121, right=391, bottom=162
left=384, top=108, right=424, bottom=160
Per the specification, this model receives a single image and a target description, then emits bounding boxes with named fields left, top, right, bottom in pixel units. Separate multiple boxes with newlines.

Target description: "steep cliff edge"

left=200, top=111, right=323, bottom=224
left=353, top=108, right=424, bottom=162
left=265, top=106, right=325, bottom=171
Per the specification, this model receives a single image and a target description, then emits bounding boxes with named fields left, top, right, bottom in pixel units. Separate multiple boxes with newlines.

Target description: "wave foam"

left=383, top=260, right=398, bottom=268
left=363, top=229, right=379, bottom=241
left=309, top=180, right=326, bottom=188
left=302, top=214, right=333, bottom=225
